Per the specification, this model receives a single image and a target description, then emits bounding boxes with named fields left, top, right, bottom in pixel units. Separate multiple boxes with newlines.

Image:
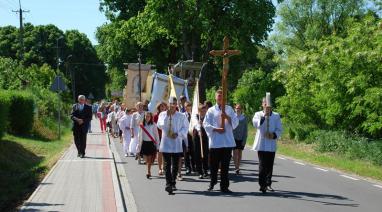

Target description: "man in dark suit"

left=71, top=95, right=93, bottom=158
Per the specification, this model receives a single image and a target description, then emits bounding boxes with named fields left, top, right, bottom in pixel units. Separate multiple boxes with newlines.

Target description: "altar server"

left=157, top=96, right=189, bottom=195
left=252, top=93, right=283, bottom=193
left=118, top=108, right=133, bottom=157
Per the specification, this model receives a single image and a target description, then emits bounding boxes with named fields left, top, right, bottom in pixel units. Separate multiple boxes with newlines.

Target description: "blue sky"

left=0, top=0, right=378, bottom=46
left=0, top=0, right=108, bottom=44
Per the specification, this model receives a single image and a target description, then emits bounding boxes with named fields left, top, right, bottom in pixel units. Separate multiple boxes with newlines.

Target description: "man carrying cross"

left=203, top=89, right=238, bottom=193
left=203, top=36, right=240, bottom=193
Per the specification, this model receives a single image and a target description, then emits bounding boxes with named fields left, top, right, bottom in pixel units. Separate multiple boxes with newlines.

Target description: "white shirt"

left=130, top=111, right=144, bottom=135
left=252, top=111, right=283, bottom=152
left=192, top=114, right=205, bottom=132
left=116, top=110, right=126, bottom=120
left=107, top=111, right=115, bottom=123
left=139, top=124, right=160, bottom=148
left=118, top=114, right=132, bottom=135
left=157, top=111, right=189, bottom=153
left=203, top=104, right=239, bottom=148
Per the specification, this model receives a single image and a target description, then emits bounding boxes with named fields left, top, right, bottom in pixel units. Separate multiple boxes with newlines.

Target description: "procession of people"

left=72, top=86, right=282, bottom=196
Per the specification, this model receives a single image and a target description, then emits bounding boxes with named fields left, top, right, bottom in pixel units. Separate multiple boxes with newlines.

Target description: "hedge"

left=6, top=91, right=35, bottom=135
left=0, top=91, right=11, bottom=138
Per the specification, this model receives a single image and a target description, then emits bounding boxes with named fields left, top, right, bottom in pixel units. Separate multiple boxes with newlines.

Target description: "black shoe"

left=207, top=185, right=214, bottom=191
left=185, top=169, right=191, bottom=175
left=199, top=174, right=203, bottom=179
left=165, top=187, right=174, bottom=195
left=221, top=188, right=233, bottom=193
left=80, top=154, right=85, bottom=158
left=172, top=185, right=177, bottom=191
left=260, top=186, right=267, bottom=193
left=203, top=173, right=209, bottom=178
left=146, top=174, right=151, bottom=179
left=235, top=169, right=240, bottom=175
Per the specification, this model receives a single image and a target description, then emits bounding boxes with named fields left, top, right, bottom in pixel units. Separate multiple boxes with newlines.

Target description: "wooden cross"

left=209, top=36, right=241, bottom=129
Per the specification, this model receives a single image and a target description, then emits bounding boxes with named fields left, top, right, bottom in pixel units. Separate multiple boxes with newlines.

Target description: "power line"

left=12, top=0, right=29, bottom=60
left=4, top=0, right=17, bottom=8
left=0, top=2, right=13, bottom=10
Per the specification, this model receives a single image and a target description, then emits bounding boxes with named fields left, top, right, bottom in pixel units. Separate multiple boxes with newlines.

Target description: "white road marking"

left=340, top=175, right=359, bottom=181
left=314, top=167, right=329, bottom=172
left=294, top=161, right=305, bottom=166
left=277, top=157, right=286, bottom=160
left=373, top=185, right=382, bottom=189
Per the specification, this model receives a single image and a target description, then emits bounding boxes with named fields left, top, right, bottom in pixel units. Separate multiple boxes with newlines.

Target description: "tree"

left=232, top=46, right=285, bottom=116
left=65, top=30, right=107, bottom=99
left=277, top=14, right=382, bottom=138
left=99, top=0, right=146, bottom=20
left=273, top=0, right=364, bottom=51
left=96, top=0, right=277, bottom=91
left=0, top=24, right=107, bottom=99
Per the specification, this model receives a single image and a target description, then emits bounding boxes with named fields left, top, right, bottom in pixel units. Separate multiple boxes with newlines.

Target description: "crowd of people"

left=71, top=90, right=282, bottom=196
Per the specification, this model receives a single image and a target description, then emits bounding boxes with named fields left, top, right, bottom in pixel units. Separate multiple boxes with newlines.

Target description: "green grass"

left=0, top=128, right=72, bottom=212
left=247, top=128, right=382, bottom=182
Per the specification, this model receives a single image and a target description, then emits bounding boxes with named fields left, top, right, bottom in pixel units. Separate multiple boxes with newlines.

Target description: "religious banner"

left=189, top=79, right=200, bottom=134
left=148, top=72, right=189, bottom=112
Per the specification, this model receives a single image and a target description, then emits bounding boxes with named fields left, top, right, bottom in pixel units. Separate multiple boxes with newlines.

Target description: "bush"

left=277, top=15, right=382, bottom=138
left=0, top=91, right=11, bottom=138
left=308, top=130, right=382, bottom=166
left=7, top=91, right=35, bottom=135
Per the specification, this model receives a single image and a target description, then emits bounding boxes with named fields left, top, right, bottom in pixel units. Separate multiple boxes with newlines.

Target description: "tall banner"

left=189, top=79, right=199, bottom=134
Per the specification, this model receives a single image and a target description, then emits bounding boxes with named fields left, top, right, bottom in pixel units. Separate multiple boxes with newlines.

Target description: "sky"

left=0, top=0, right=108, bottom=44
left=0, top=0, right=379, bottom=46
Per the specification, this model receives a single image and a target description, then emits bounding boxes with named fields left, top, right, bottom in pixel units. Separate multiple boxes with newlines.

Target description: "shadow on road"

left=266, top=190, right=359, bottom=207
left=174, top=188, right=358, bottom=207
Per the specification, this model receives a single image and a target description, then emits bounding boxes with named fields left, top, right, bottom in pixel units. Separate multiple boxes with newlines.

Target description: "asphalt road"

left=111, top=137, right=382, bottom=212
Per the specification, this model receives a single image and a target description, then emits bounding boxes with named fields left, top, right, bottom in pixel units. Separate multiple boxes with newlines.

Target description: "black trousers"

left=73, top=128, right=87, bottom=155
left=183, top=134, right=195, bottom=171
left=257, top=151, right=276, bottom=188
left=163, top=153, right=180, bottom=188
left=209, top=147, right=232, bottom=190
left=193, top=132, right=209, bottom=175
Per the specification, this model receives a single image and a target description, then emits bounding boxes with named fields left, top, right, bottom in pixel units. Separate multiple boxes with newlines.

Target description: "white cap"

left=168, top=96, right=177, bottom=104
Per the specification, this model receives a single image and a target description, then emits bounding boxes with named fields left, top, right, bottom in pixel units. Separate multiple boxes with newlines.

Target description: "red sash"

left=139, top=124, right=158, bottom=145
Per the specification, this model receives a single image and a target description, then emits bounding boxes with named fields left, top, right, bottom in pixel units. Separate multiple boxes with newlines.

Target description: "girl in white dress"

left=118, top=108, right=133, bottom=157
left=130, top=102, right=145, bottom=163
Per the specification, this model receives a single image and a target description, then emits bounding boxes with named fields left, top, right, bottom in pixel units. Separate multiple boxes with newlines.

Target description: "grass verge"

left=247, top=128, right=382, bottom=182
left=0, top=128, right=72, bottom=212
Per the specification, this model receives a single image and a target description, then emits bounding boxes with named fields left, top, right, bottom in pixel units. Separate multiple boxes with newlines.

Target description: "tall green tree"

left=65, top=30, right=107, bottom=100
left=272, top=0, right=364, bottom=51
left=96, top=0, right=277, bottom=91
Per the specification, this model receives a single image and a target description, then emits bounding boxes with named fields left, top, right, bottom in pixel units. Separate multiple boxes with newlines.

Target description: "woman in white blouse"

left=138, top=112, right=160, bottom=179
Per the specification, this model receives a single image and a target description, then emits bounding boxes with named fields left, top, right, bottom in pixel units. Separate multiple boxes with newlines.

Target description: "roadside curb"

left=108, top=135, right=138, bottom=212
left=106, top=133, right=128, bottom=212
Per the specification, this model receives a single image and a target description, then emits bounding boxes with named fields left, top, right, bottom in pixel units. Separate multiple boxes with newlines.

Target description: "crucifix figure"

left=209, top=36, right=241, bottom=129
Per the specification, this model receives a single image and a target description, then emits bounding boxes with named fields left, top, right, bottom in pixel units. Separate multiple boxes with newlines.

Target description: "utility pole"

left=138, top=52, right=142, bottom=102
left=12, top=0, right=29, bottom=60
